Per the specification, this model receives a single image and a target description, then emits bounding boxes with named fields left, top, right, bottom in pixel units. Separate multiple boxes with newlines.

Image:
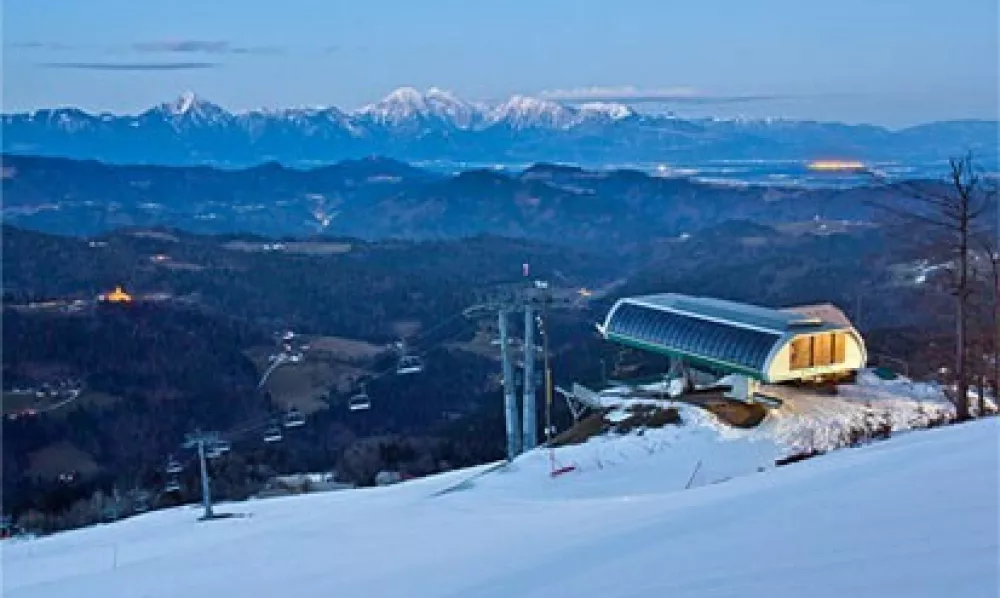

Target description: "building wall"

left=765, top=330, right=866, bottom=383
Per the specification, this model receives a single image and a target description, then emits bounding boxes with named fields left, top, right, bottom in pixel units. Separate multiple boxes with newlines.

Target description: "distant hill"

left=2, top=153, right=923, bottom=243
left=3, top=89, right=996, bottom=166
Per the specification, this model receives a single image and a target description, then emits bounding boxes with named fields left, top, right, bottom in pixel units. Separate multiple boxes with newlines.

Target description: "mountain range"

left=3, top=88, right=997, bottom=167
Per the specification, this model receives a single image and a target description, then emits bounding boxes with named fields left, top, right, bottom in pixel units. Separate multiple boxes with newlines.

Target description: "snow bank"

left=479, top=370, right=959, bottom=501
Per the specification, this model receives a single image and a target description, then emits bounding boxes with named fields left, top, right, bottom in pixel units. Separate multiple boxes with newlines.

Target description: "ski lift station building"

left=597, top=293, right=867, bottom=387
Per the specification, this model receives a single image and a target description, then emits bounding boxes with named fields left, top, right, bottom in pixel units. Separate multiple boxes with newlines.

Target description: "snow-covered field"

left=3, top=382, right=996, bottom=597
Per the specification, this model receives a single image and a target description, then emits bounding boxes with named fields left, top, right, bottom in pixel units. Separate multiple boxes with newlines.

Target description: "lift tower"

left=183, top=430, right=221, bottom=520
left=464, top=279, right=568, bottom=459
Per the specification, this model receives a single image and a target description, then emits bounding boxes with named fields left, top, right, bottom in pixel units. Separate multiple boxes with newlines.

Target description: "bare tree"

left=869, top=153, right=998, bottom=420
left=972, top=234, right=1000, bottom=414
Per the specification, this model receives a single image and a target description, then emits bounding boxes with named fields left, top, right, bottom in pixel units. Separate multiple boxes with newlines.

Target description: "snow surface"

left=353, top=88, right=598, bottom=130
left=173, top=91, right=197, bottom=116
left=577, top=102, right=635, bottom=120
left=486, top=371, right=955, bottom=502
left=3, top=382, right=996, bottom=597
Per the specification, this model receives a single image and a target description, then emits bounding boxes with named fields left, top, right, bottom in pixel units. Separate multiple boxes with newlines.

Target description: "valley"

left=0, top=153, right=945, bottom=241
left=0, top=206, right=975, bottom=533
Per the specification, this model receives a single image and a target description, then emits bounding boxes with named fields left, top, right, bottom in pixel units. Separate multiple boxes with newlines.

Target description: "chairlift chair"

left=166, top=456, right=183, bottom=474
left=284, top=406, right=306, bottom=428
left=205, top=439, right=231, bottom=459
left=348, top=392, right=371, bottom=411
left=263, top=423, right=283, bottom=443
left=396, top=355, right=424, bottom=375
left=164, top=478, right=181, bottom=493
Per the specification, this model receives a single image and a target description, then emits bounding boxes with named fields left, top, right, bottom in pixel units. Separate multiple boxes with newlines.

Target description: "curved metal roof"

left=600, top=294, right=858, bottom=379
left=605, top=301, right=781, bottom=376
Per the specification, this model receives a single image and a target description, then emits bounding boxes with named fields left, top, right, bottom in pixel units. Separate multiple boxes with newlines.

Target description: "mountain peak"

left=356, top=87, right=482, bottom=128
left=174, top=91, right=198, bottom=115
left=489, top=95, right=577, bottom=129
left=383, top=86, right=425, bottom=105
left=355, top=87, right=429, bottom=125
left=166, top=91, right=205, bottom=116
left=425, top=87, right=458, bottom=101
left=153, top=91, right=229, bottom=124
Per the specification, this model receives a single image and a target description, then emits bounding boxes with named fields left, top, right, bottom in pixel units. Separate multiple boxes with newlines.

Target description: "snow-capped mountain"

left=577, top=102, right=635, bottom=121
left=353, top=86, right=484, bottom=129
left=2, top=88, right=997, bottom=166
left=143, top=91, right=234, bottom=129
left=487, top=95, right=582, bottom=129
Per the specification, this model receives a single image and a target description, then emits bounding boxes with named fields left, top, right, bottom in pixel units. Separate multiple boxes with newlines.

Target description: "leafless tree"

left=869, top=153, right=998, bottom=420
left=971, top=233, right=1000, bottom=414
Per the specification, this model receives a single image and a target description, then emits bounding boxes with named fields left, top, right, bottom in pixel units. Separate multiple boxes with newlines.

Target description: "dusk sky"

left=3, top=0, right=998, bottom=127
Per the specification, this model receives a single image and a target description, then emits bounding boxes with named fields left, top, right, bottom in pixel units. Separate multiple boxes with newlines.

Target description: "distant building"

left=98, top=285, right=133, bottom=303
left=598, top=293, right=866, bottom=400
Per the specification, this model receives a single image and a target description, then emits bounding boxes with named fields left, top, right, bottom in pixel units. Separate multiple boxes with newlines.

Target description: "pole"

left=541, top=309, right=553, bottom=443
left=184, top=430, right=219, bottom=520
left=197, top=438, right=214, bottom=520
left=522, top=306, right=537, bottom=451
left=498, top=310, right=521, bottom=459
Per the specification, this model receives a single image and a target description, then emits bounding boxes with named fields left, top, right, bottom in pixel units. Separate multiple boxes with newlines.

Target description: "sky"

left=2, top=0, right=998, bottom=127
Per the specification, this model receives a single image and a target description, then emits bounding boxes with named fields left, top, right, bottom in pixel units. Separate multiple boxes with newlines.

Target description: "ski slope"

left=3, top=417, right=997, bottom=598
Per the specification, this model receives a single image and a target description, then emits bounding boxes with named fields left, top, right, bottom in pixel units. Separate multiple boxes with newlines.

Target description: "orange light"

left=102, top=285, right=133, bottom=303
left=807, top=160, right=865, bottom=172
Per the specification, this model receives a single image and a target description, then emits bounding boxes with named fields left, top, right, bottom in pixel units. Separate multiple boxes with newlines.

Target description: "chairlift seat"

left=263, top=427, right=283, bottom=442
left=349, top=394, right=371, bottom=411
left=396, top=356, right=424, bottom=375
left=284, top=408, right=306, bottom=428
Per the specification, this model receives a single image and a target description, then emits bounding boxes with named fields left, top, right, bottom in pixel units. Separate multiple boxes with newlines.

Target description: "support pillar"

left=522, top=306, right=537, bottom=451
left=498, top=310, right=521, bottom=459
left=196, top=438, right=213, bottom=520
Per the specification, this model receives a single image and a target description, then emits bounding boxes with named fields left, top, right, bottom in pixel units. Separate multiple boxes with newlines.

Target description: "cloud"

left=538, top=86, right=789, bottom=105
left=131, top=40, right=281, bottom=55
left=7, top=41, right=46, bottom=49
left=9, top=39, right=281, bottom=55
left=40, top=61, right=219, bottom=71
left=6, top=41, right=86, bottom=51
